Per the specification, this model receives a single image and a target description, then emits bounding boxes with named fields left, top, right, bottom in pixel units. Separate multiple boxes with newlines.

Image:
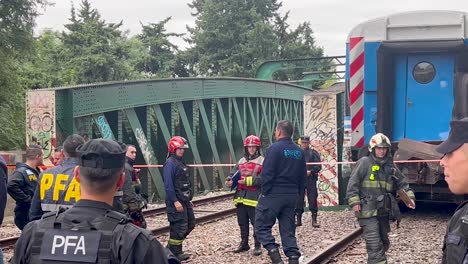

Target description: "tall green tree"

left=185, top=0, right=324, bottom=79
left=18, top=30, right=73, bottom=89
left=135, top=17, right=187, bottom=78
left=185, top=0, right=281, bottom=77
left=0, top=0, right=49, bottom=150
left=61, top=0, right=136, bottom=84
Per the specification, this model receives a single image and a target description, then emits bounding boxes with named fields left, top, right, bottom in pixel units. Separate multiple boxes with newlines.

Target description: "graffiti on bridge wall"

left=26, top=91, right=56, bottom=159
left=304, top=93, right=339, bottom=206
left=135, top=128, right=154, bottom=163
left=95, top=115, right=114, bottom=139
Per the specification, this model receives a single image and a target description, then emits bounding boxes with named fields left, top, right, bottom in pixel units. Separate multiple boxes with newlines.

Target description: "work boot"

left=295, top=213, right=302, bottom=227
left=168, top=244, right=190, bottom=261
left=312, top=212, right=320, bottom=228
left=233, top=239, right=250, bottom=253
left=175, top=253, right=190, bottom=261
left=253, top=239, right=262, bottom=256
left=268, top=248, right=284, bottom=264
left=288, top=256, right=300, bottom=264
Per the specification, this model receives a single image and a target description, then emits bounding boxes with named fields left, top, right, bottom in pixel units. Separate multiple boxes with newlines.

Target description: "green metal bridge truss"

left=44, top=77, right=312, bottom=200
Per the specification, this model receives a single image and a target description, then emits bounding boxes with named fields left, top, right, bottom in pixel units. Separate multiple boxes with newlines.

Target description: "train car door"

left=403, top=54, right=454, bottom=141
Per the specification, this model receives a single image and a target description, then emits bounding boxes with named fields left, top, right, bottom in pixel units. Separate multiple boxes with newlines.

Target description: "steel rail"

left=142, top=192, right=234, bottom=217
left=0, top=193, right=234, bottom=249
left=152, top=207, right=237, bottom=236
left=304, top=228, right=363, bottom=264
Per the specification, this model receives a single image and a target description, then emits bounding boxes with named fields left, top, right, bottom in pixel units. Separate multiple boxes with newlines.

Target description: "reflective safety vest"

left=29, top=210, right=133, bottom=263
left=346, top=156, right=415, bottom=219
left=39, top=159, right=80, bottom=212
left=233, top=156, right=263, bottom=207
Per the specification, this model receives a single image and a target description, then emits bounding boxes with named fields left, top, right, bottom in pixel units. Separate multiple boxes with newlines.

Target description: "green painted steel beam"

left=215, top=99, right=237, bottom=162
left=46, top=78, right=311, bottom=117
left=123, top=108, right=166, bottom=199
left=197, top=100, right=227, bottom=180
left=176, top=101, right=210, bottom=190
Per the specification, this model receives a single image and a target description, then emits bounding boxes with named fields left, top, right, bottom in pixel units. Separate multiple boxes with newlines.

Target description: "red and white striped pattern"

left=349, top=37, right=365, bottom=147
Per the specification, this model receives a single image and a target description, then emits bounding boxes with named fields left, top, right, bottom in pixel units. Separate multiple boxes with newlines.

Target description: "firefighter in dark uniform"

left=29, top=134, right=84, bottom=221
left=255, top=120, right=306, bottom=264
left=12, top=138, right=172, bottom=264
left=437, top=118, right=468, bottom=263
left=346, top=133, right=416, bottom=264
left=295, top=136, right=322, bottom=228
left=7, top=144, right=43, bottom=230
left=123, top=144, right=146, bottom=228
left=163, top=136, right=196, bottom=261
left=226, top=135, right=263, bottom=256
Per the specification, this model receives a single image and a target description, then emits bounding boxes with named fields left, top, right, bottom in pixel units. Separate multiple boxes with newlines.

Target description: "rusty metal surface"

left=143, top=193, right=234, bottom=217
left=305, top=228, right=363, bottom=264
left=152, top=207, right=237, bottom=236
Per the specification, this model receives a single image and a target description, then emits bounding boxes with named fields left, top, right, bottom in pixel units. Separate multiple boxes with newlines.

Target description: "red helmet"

left=168, top=136, right=189, bottom=153
left=243, top=135, right=261, bottom=147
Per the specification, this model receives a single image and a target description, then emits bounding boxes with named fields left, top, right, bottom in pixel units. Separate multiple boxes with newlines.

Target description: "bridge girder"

left=28, top=78, right=311, bottom=200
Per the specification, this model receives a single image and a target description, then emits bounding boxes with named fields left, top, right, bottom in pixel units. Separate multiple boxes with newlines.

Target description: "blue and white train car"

left=346, top=10, right=468, bottom=201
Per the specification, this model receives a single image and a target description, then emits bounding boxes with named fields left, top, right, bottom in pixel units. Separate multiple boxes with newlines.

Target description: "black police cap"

left=300, top=136, right=310, bottom=142
left=76, top=139, right=126, bottom=169
left=436, top=117, right=468, bottom=154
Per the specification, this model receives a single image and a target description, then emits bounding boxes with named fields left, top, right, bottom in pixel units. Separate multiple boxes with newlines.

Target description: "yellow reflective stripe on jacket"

left=361, top=180, right=393, bottom=191
left=168, top=238, right=184, bottom=245
left=348, top=195, right=360, bottom=207
left=245, top=176, right=253, bottom=187
left=233, top=197, right=258, bottom=207
left=357, top=209, right=378, bottom=218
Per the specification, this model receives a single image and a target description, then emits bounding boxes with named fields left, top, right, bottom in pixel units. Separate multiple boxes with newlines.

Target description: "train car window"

left=412, top=61, right=436, bottom=84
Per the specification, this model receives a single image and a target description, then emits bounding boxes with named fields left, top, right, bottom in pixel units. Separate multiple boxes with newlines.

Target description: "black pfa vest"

left=443, top=200, right=468, bottom=264
left=30, top=210, right=133, bottom=263
left=169, top=157, right=193, bottom=202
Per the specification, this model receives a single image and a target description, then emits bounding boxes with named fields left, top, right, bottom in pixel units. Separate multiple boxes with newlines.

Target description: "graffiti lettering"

left=135, top=128, right=153, bottom=162
left=304, top=94, right=339, bottom=206
left=95, top=116, right=113, bottom=139
left=27, top=91, right=56, bottom=159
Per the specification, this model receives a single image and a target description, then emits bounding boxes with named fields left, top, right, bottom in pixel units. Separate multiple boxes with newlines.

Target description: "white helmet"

left=368, top=133, right=391, bottom=151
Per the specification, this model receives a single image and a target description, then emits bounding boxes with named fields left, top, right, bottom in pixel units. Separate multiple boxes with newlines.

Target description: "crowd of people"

left=0, top=117, right=467, bottom=263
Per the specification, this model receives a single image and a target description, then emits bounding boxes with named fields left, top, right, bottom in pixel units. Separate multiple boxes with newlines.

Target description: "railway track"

left=304, top=228, right=363, bottom=264
left=0, top=193, right=234, bottom=249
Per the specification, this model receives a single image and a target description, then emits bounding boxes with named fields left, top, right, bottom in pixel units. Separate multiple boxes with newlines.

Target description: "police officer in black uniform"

left=438, top=117, right=468, bottom=263
left=295, top=136, right=322, bottom=228
left=13, top=138, right=172, bottom=264
left=163, top=136, right=196, bottom=261
left=255, top=120, right=306, bottom=264
left=123, top=144, right=146, bottom=228
left=29, top=134, right=84, bottom=221
left=7, top=144, right=43, bottom=230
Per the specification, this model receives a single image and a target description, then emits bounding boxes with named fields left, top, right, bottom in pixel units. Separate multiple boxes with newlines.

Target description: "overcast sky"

left=35, top=0, right=468, bottom=56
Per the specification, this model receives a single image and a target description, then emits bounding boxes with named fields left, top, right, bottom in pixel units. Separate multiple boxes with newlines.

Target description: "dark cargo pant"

left=296, top=176, right=318, bottom=214
left=358, top=216, right=390, bottom=264
left=166, top=201, right=196, bottom=255
left=14, top=203, right=31, bottom=230
left=237, top=204, right=260, bottom=246
left=255, top=193, right=300, bottom=258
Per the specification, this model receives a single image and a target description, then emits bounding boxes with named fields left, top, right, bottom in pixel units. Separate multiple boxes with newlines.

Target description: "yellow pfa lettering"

left=40, top=174, right=54, bottom=200
left=64, top=178, right=80, bottom=202
left=28, top=175, right=38, bottom=181
left=53, top=174, right=68, bottom=201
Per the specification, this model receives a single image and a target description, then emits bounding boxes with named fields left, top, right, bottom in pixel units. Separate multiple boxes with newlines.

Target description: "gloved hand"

left=129, top=209, right=147, bottom=229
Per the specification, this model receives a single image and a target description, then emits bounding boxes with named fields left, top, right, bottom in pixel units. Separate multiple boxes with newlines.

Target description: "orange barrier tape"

left=6, top=159, right=441, bottom=169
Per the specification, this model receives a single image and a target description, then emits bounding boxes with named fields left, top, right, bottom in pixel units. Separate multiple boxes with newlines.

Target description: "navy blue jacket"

left=29, top=158, right=79, bottom=221
left=261, top=137, right=306, bottom=195
left=7, top=163, right=40, bottom=205
left=0, top=156, right=7, bottom=225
